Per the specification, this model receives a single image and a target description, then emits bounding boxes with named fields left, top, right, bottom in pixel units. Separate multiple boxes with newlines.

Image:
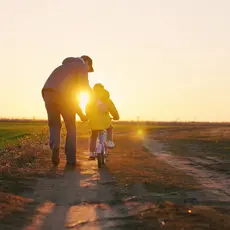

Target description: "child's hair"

left=93, top=83, right=104, bottom=90
left=92, top=83, right=110, bottom=102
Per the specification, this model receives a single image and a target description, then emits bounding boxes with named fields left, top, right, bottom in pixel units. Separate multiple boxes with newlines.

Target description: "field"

left=0, top=121, right=47, bottom=148
left=1, top=120, right=230, bottom=229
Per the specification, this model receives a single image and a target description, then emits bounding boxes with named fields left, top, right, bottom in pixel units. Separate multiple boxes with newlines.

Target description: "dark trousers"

left=89, top=125, right=113, bottom=152
left=43, top=91, right=76, bottom=164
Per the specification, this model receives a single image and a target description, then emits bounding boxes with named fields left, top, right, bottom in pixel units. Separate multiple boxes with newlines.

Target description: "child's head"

left=93, top=83, right=104, bottom=91
left=93, top=83, right=110, bottom=100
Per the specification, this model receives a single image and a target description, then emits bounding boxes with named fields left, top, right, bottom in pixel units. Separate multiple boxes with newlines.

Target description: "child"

left=86, top=83, right=119, bottom=160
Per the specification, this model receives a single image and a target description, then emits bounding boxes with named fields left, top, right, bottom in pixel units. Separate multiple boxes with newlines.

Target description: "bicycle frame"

left=96, top=130, right=107, bottom=156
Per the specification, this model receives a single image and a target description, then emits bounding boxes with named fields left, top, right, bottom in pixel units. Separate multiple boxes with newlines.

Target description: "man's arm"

left=75, top=103, right=88, bottom=121
left=71, top=59, right=91, bottom=93
left=77, top=64, right=91, bottom=92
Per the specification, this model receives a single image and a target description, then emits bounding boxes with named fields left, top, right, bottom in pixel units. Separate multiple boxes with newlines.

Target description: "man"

left=42, top=55, right=94, bottom=166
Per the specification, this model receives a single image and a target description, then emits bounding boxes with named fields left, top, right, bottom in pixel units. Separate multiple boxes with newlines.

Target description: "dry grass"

left=150, top=126, right=230, bottom=174
left=137, top=202, right=230, bottom=230
left=0, top=192, right=33, bottom=220
left=0, top=129, right=53, bottom=221
left=0, top=128, right=51, bottom=180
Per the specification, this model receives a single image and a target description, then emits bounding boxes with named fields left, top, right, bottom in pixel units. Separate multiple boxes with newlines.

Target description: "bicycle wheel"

left=102, top=150, right=105, bottom=166
left=97, top=153, right=102, bottom=168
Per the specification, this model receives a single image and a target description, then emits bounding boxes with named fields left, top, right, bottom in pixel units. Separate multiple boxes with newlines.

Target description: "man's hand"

left=75, top=103, right=88, bottom=122
left=79, top=114, right=88, bottom=122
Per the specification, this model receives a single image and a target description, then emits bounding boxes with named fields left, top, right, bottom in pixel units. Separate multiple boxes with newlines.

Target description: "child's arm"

left=108, top=99, right=120, bottom=120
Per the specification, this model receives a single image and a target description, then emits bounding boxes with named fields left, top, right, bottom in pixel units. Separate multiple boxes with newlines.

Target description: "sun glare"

left=137, top=129, right=143, bottom=136
left=78, top=92, right=89, bottom=111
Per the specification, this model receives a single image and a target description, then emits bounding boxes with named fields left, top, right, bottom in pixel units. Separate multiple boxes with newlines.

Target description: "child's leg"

left=106, top=125, right=115, bottom=148
left=89, top=130, right=99, bottom=153
left=106, top=125, right=113, bottom=141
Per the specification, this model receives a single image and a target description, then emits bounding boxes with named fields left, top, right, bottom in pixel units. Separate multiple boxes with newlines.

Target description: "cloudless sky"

left=1, top=0, right=230, bottom=121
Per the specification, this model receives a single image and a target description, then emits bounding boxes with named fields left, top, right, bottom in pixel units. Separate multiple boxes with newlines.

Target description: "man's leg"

left=43, top=92, right=61, bottom=165
left=61, top=107, right=76, bottom=165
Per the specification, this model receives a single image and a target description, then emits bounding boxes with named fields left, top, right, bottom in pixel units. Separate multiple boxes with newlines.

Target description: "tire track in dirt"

left=143, top=137, right=230, bottom=204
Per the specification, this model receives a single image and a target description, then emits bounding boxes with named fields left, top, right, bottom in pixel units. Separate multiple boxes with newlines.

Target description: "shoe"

left=65, top=162, right=77, bottom=171
left=88, top=152, right=95, bottom=160
left=106, top=141, right=115, bottom=148
left=66, top=162, right=76, bottom=167
left=52, top=147, right=60, bottom=166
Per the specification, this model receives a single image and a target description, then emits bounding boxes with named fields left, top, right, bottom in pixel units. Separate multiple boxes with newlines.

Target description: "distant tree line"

left=0, top=118, right=230, bottom=127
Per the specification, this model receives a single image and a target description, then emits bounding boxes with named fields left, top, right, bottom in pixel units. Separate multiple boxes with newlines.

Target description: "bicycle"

left=95, top=129, right=108, bottom=168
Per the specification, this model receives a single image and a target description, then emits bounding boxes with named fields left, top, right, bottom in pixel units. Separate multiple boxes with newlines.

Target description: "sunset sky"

left=1, top=0, right=230, bottom=121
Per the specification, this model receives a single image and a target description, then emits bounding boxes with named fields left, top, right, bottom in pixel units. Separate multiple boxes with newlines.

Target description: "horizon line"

left=0, top=118, right=230, bottom=124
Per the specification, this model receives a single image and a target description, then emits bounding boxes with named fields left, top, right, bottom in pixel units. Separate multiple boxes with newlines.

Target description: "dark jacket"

left=42, top=57, right=89, bottom=98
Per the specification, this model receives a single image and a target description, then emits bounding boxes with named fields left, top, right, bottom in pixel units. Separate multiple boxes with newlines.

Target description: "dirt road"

left=1, top=131, right=230, bottom=229
left=144, top=137, right=230, bottom=205
left=22, top=154, right=156, bottom=229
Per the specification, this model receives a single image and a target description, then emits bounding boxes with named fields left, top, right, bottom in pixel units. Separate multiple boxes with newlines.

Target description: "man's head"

left=81, top=55, right=94, bottom=72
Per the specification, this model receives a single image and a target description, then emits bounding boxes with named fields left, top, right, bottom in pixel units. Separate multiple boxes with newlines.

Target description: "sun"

left=78, top=92, right=89, bottom=111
